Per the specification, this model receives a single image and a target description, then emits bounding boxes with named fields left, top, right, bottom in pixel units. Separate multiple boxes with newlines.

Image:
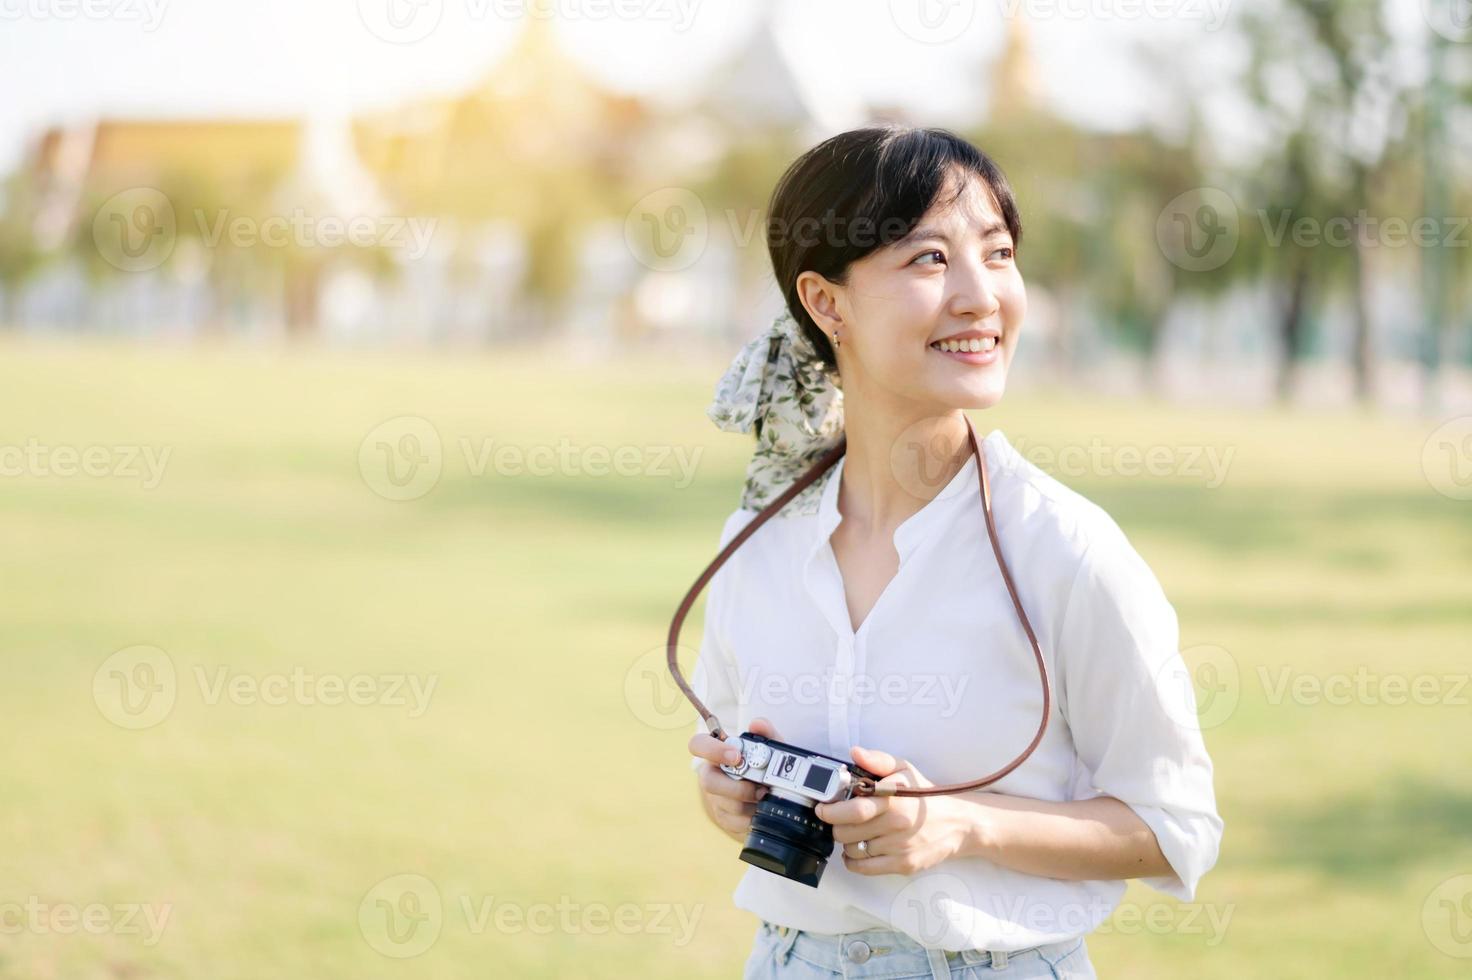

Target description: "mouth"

left=928, top=328, right=1002, bottom=365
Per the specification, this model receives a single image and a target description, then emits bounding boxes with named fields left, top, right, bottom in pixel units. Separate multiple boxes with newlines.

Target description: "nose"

left=947, top=250, right=1001, bottom=321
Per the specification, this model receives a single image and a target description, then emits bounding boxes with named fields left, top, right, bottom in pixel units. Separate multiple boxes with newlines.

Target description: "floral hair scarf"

left=706, top=310, right=844, bottom=517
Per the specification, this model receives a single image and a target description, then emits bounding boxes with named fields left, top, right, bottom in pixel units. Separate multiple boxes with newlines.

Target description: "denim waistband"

left=758, top=919, right=1085, bottom=978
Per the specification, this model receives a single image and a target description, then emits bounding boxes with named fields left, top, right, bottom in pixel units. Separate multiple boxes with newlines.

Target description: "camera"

left=718, top=732, right=882, bottom=888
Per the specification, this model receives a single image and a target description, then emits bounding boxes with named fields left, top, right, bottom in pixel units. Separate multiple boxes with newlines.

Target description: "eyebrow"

left=892, top=222, right=1010, bottom=249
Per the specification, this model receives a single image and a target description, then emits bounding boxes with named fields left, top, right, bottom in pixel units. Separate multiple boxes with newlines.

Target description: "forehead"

left=923, top=170, right=1004, bottom=229
left=886, top=170, right=1010, bottom=251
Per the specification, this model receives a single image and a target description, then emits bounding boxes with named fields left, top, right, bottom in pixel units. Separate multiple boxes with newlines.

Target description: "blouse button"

left=844, top=939, right=872, bottom=963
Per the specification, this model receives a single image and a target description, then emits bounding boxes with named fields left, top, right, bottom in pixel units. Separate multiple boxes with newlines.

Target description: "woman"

left=686, top=126, right=1222, bottom=979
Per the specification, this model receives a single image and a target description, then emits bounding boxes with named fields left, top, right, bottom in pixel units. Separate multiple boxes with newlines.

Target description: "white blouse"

left=689, top=427, right=1222, bottom=952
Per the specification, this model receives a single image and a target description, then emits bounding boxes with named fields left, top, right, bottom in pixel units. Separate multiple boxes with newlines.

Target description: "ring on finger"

left=855, top=839, right=870, bottom=857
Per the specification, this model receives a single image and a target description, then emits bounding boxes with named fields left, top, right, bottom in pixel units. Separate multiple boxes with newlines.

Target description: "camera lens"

left=739, top=793, right=834, bottom=888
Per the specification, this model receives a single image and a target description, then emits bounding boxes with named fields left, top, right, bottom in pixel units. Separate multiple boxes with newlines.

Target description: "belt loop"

left=990, top=948, right=1009, bottom=970
left=926, top=946, right=953, bottom=979
left=773, top=924, right=800, bottom=965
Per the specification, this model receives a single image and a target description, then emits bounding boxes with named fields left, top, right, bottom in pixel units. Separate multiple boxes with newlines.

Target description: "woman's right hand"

left=688, top=717, right=783, bottom=841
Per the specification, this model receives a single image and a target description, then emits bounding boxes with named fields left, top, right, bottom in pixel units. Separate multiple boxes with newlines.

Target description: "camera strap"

left=667, top=413, right=1051, bottom=798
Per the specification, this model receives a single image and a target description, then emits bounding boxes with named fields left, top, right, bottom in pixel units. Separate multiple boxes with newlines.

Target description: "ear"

left=794, top=270, right=844, bottom=336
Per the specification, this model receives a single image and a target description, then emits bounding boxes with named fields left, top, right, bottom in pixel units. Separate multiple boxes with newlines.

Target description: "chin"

left=951, top=375, right=1007, bottom=411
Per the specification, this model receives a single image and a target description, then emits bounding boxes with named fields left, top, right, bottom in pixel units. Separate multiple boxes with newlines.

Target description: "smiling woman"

left=686, top=126, right=1222, bottom=980
left=766, top=126, right=1024, bottom=399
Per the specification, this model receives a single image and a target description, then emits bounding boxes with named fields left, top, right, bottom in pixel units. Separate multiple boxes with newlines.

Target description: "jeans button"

left=844, top=939, right=872, bottom=963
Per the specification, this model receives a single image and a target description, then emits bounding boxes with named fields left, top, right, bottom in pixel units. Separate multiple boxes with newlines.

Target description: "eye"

left=912, top=249, right=945, bottom=266
left=989, top=246, right=1015, bottom=262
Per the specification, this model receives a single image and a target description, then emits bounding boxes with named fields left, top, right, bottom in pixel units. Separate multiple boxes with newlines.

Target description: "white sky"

left=0, top=0, right=1319, bottom=175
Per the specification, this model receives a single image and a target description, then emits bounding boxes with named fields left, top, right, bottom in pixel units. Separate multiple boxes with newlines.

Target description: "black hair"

left=765, top=125, right=1023, bottom=370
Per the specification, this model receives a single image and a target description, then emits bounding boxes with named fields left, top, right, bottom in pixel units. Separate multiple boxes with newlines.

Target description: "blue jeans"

left=742, top=920, right=1097, bottom=979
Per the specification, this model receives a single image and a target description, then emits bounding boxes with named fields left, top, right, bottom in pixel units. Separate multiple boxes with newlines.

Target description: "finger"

left=712, top=806, right=753, bottom=835
left=850, top=745, right=905, bottom=778
left=831, top=814, right=898, bottom=844
left=710, top=797, right=756, bottom=820
left=840, top=838, right=889, bottom=860
left=815, top=796, right=887, bottom=825
left=748, top=716, right=783, bottom=740
left=842, top=852, right=905, bottom=876
left=688, top=732, right=743, bottom=767
left=698, top=763, right=763, bottom=802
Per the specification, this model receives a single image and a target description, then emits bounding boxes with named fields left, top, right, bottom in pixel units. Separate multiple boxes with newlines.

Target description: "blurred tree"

left=351, top=17, right=644, bottom=338
left=0, top=171, right=45, bottom=326
left=1236, top=0, right=1418, bottom=404
left=971, top=21, right=1218, bottom=391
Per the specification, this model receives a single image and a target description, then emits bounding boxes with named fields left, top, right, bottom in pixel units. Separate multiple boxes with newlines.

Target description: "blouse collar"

left=811, top=428, right=1010, bottom=566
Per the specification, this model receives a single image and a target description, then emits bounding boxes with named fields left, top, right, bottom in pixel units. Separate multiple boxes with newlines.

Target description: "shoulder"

left=985, top=431, right=1172, bottom=640
left=986, top=430, right=1139, bottom=571
left=706, top=505, right=776, bottom=600
left=716, top=506, right=761, bottom=549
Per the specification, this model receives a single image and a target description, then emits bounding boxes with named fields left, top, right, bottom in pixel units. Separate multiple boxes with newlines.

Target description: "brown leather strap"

left=668, top=414, right=1051, bottom=798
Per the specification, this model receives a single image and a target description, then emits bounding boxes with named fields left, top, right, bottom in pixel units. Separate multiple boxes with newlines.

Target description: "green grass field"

left=0, top=336, right=1468, bottom=979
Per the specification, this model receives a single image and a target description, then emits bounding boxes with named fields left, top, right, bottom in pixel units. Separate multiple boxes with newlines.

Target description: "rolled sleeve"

left=687, top=510, right=752, bottom=771
left=1057, top=525, right=1224, bottom=901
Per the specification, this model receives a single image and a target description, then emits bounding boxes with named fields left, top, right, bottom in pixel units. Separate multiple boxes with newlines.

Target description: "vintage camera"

left=719, top=732, right=882, bottom=888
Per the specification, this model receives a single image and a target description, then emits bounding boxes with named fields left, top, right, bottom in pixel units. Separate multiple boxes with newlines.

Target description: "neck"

left=836, top=391, right=974, bottom=537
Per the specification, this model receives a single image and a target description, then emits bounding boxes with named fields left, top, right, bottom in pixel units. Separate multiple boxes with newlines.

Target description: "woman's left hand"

left=814, top=746, right=975, bottom=877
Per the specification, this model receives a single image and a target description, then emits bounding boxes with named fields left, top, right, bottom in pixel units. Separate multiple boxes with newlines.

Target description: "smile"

left=928, top=330, right=1001, bottom=365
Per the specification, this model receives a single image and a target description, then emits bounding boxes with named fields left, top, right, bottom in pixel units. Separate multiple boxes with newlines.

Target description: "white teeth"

left=931, top=336, right=999, bottom=353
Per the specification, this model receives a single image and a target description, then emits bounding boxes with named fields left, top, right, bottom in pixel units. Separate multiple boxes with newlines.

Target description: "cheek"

left=1001, top=275, right=1027, bottom=325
